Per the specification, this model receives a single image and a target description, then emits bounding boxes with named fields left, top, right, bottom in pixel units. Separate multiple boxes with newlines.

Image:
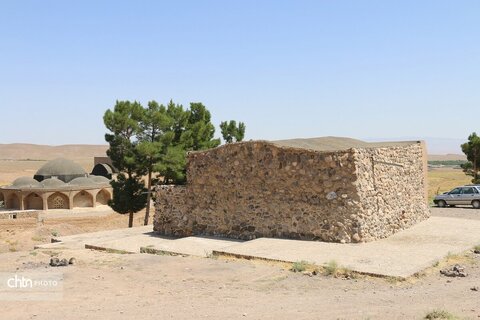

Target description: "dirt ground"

left=0, top=208, right=478, bottom=319
left=0, top=209, right=148, bottom=253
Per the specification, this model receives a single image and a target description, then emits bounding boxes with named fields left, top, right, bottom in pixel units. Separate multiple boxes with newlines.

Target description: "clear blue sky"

left=1, top=1, right=478, bottom=151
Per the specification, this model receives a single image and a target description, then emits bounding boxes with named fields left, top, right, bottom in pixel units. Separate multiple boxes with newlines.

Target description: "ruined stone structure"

left=0, top=158, right=112, bottom=211
left=154, top=137, right=430, bottom=243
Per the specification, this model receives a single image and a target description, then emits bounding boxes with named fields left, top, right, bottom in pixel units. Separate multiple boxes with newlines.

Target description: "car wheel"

left=472, top=200, right=480, bottom=209
left=437, top=200, right=447, bottom=208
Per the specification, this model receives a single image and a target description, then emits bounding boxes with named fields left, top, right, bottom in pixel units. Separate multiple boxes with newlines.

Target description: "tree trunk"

left=144, top=170, right=152, bottom=225
left=474, top=152, right=478, bottom=182
left=128, top=212, right=134, bottom=228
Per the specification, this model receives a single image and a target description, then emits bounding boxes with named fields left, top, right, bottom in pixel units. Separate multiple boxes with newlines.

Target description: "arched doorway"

left=96, top=189, right=111, bottom=205
left=6, top=193, right=20, bottom=209
left=91, top=163, right=113, bottom=179
left=73, top=191, right=93, bottom=208
left=24, top=193, right=43, bottom=210
left=47, top=192, right=69, bottom=210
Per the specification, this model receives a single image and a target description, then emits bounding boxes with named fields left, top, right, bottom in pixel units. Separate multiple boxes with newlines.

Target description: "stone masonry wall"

left=352, top=143, right=430, bottom=242
left=155, top=142, right=362, bottom=242
left=153, top=141, right=430, bottom=243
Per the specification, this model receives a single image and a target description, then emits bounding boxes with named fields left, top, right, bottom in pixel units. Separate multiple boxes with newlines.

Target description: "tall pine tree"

left=104, top=100, right=147, bottom=227
left=104, top=100, right=224, bottom=226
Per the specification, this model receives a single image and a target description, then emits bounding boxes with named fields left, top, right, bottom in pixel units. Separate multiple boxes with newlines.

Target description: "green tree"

left=220, top=120, right=246, bottom=143
left=103, top=100, right=147, bottom=227
left=136, top=101, right=172, bottom=225
left=103, top=100, right=144, bottom=176
left=461, top=132, right=480, bottom=183
left=103, top=100, right=223, bottom=226
left=109, top=174, right=148, bottom=227
left=157, top=102, right=220, bottom=184
left=183, top=103, right=220, bottom=150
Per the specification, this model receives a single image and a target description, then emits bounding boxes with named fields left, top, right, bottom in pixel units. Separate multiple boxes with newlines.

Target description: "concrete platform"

left=139, top=236, right=242, bottom=257
left=34, top=216, right=480, bottom=278
left=34, top=225, right=154, bottom=250
left=85, top=234, right=172, bottom=253
left=35, top=226, right=240, bottom=257
left=215, top=216, right=480, bottom=278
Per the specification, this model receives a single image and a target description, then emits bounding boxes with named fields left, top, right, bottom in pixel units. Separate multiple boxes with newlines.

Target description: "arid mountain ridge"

left=0, top=143, right=108, bottom=160
left=0, top=143, right=466, bottom=161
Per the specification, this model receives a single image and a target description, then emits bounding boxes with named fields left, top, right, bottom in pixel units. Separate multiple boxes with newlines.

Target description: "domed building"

left=0, top=158, right=112, bottom=211
left=34, top=158, right=87, bottom=183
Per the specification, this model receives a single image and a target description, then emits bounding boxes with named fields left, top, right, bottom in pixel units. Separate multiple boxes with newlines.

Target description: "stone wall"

left=352, top=143, right=430, bottom=242
left=0, top=210, right=40, bottom=220
left=154, top=140, right=429, bottom=243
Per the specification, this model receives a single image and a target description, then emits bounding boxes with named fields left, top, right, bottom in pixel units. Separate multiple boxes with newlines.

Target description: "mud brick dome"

left=0, top=158, right=112, bottom=211
left=34, top=158, right=87, bottom=183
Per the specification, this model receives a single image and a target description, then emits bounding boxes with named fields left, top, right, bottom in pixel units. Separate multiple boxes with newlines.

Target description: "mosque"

left=0, top=158, right=113, bottom=211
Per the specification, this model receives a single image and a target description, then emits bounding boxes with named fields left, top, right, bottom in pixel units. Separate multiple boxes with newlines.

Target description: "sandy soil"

left=0, top=210, right=148, bottom=253
left=0, top=245, right=478, bottom=320
left=0, top=208, right=478, bottom=319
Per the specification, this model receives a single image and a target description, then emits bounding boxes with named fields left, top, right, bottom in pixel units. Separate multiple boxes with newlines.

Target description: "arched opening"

left=47, top=192, right=69, bottom=210
left=0, top=192, right=5, bottom=208
left=24, top=193, right=43, bottom=210
left=73, top=191, right=93, bottom=208
left=96, top=189, right=111, bottom=205
left=6, top=193, right=20, bottom=209
left=91, top=163, right=113, bottom=179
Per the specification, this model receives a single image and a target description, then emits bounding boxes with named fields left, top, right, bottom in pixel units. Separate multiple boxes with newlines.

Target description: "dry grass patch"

left=414, top=251, right=475, bottom=279
left=427, top=168, right=471, bottom=203
left=424, top=309, right=462, bottom=320
left=289, top=259, right=360, bottom=279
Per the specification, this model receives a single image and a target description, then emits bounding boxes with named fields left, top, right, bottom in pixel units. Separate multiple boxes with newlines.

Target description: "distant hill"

left=0, top=142, right=468, bottom=162
left=364, top=136, right=465, bottom=155
left=0, top=144, right=108, bottom=160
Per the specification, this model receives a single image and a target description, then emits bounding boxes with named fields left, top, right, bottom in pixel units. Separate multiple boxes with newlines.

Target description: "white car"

left=433, top=185, right=480, bottom=209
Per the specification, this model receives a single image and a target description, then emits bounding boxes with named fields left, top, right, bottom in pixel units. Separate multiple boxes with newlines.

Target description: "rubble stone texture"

left=154, top=137, right=430, bottom=243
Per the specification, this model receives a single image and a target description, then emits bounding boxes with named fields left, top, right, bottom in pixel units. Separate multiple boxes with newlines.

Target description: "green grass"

left=291, top=260, right=309, bottom=272
left=428, top=160, right=467, bottom=166
left=324, top=260, right=339, bottom=276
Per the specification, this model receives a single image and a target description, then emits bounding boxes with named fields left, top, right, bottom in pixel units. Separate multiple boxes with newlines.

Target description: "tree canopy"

left=220, top=120, right=246, bottom=143
left=103, top=100, right=224, bottom=226
left=103, top=101, right=147, bottom=227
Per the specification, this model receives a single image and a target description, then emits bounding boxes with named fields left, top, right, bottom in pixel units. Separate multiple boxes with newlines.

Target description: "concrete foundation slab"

left=34, top=216, right=480, bottom=278
left=35, top=226, right=241, bottom=257
left=35, top=226, right=153, bottom=250
left=86, top=234, right=174, bottom=254
left=214, top=217, right=480, bottom=278
left=140, top=236, right=242, bottom=257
